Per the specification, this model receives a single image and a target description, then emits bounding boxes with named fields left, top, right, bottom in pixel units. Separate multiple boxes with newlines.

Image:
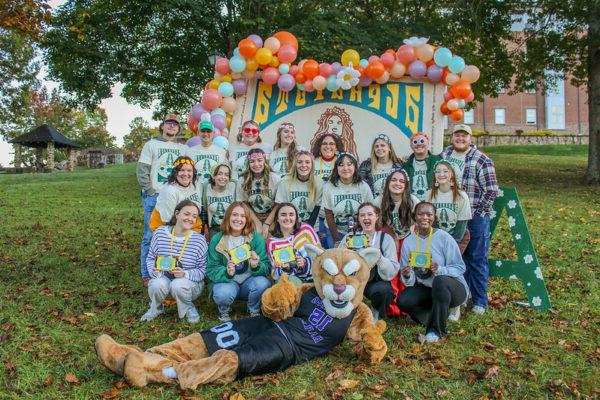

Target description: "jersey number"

left=210, top=322, right=240, bottom=348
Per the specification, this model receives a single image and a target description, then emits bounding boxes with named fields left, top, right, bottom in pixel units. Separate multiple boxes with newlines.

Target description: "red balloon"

left=289, top=65, right=299, bottom=76
left=396, top=44, right=416, bottom=65
left=295, top=71, right=307, bottom=84
left=365, top=60, right=386, bottom=79
left=380, top=52, right=395, bottom=68
left=319, top=63, right=333, bottom=78
left=450, top=109, right=464, bottom=121
left=238, top=39, right=258, bottom=58
left=277, top=44, right=297, bottom=64
left=302, top=60, right=319, bottom=79
left=262, top=67, right=280, bottom=85
left=443, top=92, right=454, bottom=102
left=273, top=31, right=299, bottom=51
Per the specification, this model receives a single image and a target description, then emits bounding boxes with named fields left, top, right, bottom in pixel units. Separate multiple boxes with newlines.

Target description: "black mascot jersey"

left=200, top=287, right=357, bottom=378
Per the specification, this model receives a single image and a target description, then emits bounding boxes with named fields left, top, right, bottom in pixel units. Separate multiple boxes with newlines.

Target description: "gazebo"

left=9, top=124, right=80, bottom=172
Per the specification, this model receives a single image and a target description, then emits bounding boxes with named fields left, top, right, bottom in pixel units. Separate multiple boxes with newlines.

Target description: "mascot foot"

left=123, top=351, right=175, bottom=388
left=95, top=334, right=142, bottom=375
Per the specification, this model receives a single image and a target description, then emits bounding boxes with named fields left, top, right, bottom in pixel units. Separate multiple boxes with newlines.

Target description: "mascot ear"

left=357, top=247, right=381, bottom=270
left=305, top=244, right=324, bottom=260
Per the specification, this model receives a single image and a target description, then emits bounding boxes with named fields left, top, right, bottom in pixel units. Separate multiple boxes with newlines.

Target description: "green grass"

left=1, top=147, right=599, bottom=399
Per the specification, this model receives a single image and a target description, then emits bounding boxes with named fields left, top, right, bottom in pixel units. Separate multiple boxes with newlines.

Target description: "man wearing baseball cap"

left=403, top=132, right=442, bottom=200
left=136, top=113, right=186, bottom=286
left=185, top=120, right=227, bottom=186
left=442, top=124, right=498, bottom=315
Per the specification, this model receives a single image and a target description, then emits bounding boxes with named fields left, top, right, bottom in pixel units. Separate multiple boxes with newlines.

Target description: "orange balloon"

left=452, top=81, right=472, bottom=99
left=302, top=59, right=319, bottom=79
left=238, top=38, right=257, bottom=58
left=295, top=72, right=307, bottom=84
left=440, top=103, right=450, bottom=115
left=366, top=60, right=385, bottom=79
left=357, top=65, right=365, bottom=76
left=273, top=31, right=299, bottom=51
left=450, top=109, right=464, bottom=121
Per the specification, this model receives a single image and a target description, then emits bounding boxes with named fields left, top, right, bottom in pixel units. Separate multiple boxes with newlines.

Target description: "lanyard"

left=415, top=227, right=433, bottom=254
left=170, top=228, right=191, bottom=264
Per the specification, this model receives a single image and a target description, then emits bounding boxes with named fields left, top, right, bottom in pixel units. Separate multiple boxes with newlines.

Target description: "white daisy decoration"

left=490, top=210, right=497, bottom=219
left=497, top=189, right=504, bottom=197
left=532, top=296, right=542, bottom=307
left=523, top=254, right=533, bottom=264
left=515, top=233, right=522, bottom=240
left=509, top=274, right=517, bottom=280
left=403, top=36, right=429, bottom=46
left=534, top=267, right=543, bottom=280
left=495, top=260, right=503, bottom=267
left=527, top=282, right=531, bottom=286
left=508, top=216, right=516, bottom=228
left=336, top=66, right=360, bottom=90
left=508, top=200, right=517, bottom=209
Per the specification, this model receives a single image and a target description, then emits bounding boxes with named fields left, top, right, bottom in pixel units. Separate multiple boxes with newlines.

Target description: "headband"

left=336, top=151, right=357, bottom=163
left=173, top=158, right=195, bottom=168
left=433, top=159, right=460, bottom=177
left=373, top=133, right=391, bottom=144
left=247, top=149, right=266, bottom=160
left=279, top=122, right=295, bottom=130
left=391, top=167, right=410, bottom=183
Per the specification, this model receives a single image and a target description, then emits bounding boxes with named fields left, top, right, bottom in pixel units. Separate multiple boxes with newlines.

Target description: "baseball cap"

left=163, top=113, right=180, bottom=124
left=199, top=120, right=214, bottom=132
left=452, top=124, right=472, bottom=135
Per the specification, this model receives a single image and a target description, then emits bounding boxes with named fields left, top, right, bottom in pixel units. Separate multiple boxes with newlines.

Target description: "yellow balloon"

left=255, top=48, right=273, bottom=65
left=269, top=55, right=280, bottom=67
left=341, top=49, right=360, bottom=67
left=221, top=74, right=232, bottom=83
left=246, top=57, right=259, bottom=72
left=226, top=114, right=232, bottom=129
left=208, top=79, right=220, bottom=89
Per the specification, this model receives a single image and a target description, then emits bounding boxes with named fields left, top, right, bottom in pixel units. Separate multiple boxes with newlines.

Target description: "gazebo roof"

left=9, top=124, right=81, bottom=149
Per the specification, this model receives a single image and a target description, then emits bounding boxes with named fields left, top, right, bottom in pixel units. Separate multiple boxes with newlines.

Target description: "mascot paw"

left=95, top=334, right=142, bottom=375
left=358, top=321, right=388, bottom=364
left=123, top=352, right=175, bottom=388
left=261, top=273, right=299, bottom=321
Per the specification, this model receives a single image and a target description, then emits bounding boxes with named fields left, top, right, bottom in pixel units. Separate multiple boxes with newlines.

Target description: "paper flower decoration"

left=403, top=36, right=429, bottom=46
left=336, top=66, right=360, bottom=90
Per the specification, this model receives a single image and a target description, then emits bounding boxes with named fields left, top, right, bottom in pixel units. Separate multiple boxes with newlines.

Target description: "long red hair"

left=220, top=202, right=256, bottom=236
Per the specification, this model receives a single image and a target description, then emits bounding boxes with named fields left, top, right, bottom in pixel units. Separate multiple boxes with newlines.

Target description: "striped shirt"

left=267, top=224, right=320, bottom=282
left=442, top=145, right=498, bottom=218
left=146, top=225, right=207, bottom=282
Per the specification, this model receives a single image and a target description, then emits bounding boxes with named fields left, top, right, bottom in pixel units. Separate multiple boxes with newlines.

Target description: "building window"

left=526, top=108, right=537, bottom=125
left=494, top=108, right=506, bottom=125
left=464, top=109, right=474, bottom=124
left=444, top=115, right=448, bottom=130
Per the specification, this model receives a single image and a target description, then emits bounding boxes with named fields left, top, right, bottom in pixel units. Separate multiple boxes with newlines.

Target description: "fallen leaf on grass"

left=436, top=389, right=448, bottom=397
left=325, top=369, right=344, bottom=382
left=112, top=380, right=128, bottom=389
left=42, top=376, right=53, bottom=386
left=338, top=379, right=359, bottom=390
left=100, top=387, right=119, bottom=399
left=229, top=393, right=245, bottom=400
left=64, top=372, right=80, bottom=384
left=484, top=366, right=499, bottom=379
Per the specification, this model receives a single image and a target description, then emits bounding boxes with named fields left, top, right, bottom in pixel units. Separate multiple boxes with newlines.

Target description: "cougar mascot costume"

left=95, top=245, right=387, bottom=390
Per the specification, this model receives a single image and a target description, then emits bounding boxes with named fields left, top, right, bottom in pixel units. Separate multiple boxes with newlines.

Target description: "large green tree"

left=44, top=0, right=599, bottom=183
left=123, top=116, right=158, bottom=157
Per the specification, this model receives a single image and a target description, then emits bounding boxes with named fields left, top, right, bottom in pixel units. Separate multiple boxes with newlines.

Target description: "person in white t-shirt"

left=275, top=150, right=324, bottom=225
left=203, top=162, right=236, bottom=239
left=228, top=120, right=273, bottom=181
left=186, top=120, right=226, bottom=186
left=149, top=156, right=203, bottom=233
left=236, top=148, right=281, bottom=238
left=359, top=134, right=403, bottom=197
left=269, top=122, right=300, bottom=177
left=322, top=152, right=374, bottom=246
left=426, top=160, right=472, bottom=253
left=403, top=132, right=442, bottom=201
left=137, top=114, right=186, bottom=285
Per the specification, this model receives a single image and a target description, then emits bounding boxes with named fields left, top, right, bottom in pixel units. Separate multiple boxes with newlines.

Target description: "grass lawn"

left=1, top=145, right=598, bottom=399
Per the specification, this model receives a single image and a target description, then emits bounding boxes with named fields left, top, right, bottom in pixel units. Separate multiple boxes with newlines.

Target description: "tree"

left=123, top=116, right=158, bottom=157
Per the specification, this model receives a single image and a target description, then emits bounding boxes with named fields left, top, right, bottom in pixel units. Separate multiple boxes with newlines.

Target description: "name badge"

left=346, top=234, right=369, bottom=250
left=229, top=243, right=252, bottom=264
left=410, top=252, right=432, bottom=269
left=273, top=245, right=296, bottom=264
left=156, top=256, right=177, bottom=271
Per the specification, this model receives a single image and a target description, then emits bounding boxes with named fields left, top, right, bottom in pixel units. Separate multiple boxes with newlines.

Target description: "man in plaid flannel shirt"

left=442, top=124, right=498, bottom=314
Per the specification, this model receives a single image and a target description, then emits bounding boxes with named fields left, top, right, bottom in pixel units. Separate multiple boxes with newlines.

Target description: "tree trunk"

left=585, top=3, right=600, bottom=184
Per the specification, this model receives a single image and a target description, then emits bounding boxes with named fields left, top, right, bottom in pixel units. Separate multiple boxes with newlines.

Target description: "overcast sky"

left=0, top=0, right=155, bottom=166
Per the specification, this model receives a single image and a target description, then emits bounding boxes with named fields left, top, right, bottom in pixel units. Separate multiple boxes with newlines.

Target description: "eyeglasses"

left=164, top=121, right=179, bottom=126
left=374, top=134, right=391, bottom=144
left=243, top=127, right=259, bottom=135
left=200, top=129, right=212, bottom=133
left=412, top=137, right=427, bottom=145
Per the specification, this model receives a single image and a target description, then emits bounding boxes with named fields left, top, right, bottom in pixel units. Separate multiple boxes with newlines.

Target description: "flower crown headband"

left=173, top=158, right=195, bottom=168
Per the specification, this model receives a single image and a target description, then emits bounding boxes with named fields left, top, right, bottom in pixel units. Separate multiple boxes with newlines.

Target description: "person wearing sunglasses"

left=228, top=120, right=273, bottom=181
left=269, top=122, right=301, bottom=177
left=186, top=120, right=227, bottom=186
left=235, top=148, right=281, bottom=238
left=358, top=133, right=404, bottom=197
left=137, top=114, right=186, bottom=286
left=403, top=132, right=442, bottom=201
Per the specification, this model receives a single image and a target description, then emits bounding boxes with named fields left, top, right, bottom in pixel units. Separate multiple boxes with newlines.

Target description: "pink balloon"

left=465, top=91, right=475, bottom=103
left=215, top=58, right=230, bottom=75
left=262, top=67, right=280, bottom=85
left=289, top=65, right=299, bottom=76
left=319, top=63, right=333, bottom=78
left=278, top=44, right=297, bottom=64
left=368, top=55, right=380, bottom=64
left=396, top=44, right=416, bottom=65
left=201, top=89, right=222, bottom=110
left=303, top=79, right=314, bottom=92
left=380, top=52, right=395, bottom=68
left=443, top=92, right=454, bottom=102
left=313, top=75, right=327, bottom=91
left=445, top=73, right=460, bottom=86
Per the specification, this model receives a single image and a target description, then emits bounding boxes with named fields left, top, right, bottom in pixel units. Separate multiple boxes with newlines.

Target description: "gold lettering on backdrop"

left=275, top=91, right=289, bottom=115
left=331, top=89, right=344, bottom=100
left=349, top=86, right=363, bottom=102
left=315, top=90, right=324, bottom=101
left=295, top=89, right=306, bottom=106
left=255, top=82, right=272, bottom=124
left=405, top=85, right=421, bottom=133
left=385, top=83, right=400, bottom=120
left=367, top=84, right=380, bottom=110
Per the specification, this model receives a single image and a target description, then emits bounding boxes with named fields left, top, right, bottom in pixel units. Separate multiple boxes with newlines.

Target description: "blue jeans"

left=212, top=276, right=272, bottom=315
left=140, top=191, right=158, bottom=279
left=463, top=214, right=491, bottom=308
left=318, top=217, right=334, bottom=249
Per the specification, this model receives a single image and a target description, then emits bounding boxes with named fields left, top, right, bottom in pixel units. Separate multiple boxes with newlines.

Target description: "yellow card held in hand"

left=156, top=256, right=177, bottom=271
left=273, top=245, right=296, bottom=264
left=346, top=234, right=369, bottom=249
left=409, top=252, right=432, bottom=269
left=229, top=243, right=252, bottom=264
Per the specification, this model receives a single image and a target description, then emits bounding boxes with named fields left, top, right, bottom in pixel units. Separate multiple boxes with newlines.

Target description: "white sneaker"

left=186, top=307, right=200, bottom=323
left=425, top=331, right=440, bottom=343
left=140, top=307, right=164, bottom=322
left=370, top=307, right=380, bottom=322
left=472, top=305, right=486, bottom=315
left=448, top=306, right=461, bottom=322
left=218, top=312, right=231, bottom=322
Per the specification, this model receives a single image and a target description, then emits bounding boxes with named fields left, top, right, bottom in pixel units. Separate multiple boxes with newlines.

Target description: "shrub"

left=525, top=130, right=554, bottom=136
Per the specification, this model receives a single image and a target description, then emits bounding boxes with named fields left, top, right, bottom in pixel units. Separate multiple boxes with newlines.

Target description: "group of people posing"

left=136, top=115, right=498, bottom=342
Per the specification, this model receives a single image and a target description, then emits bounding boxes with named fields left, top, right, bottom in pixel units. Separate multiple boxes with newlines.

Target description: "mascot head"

left=305, top=245, right=380, bottom=319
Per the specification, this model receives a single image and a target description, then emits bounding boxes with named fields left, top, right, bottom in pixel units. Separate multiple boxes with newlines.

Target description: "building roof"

left=9, top=124, right=81, bottom=149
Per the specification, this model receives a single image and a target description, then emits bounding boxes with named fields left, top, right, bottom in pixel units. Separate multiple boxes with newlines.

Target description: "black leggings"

left=397, top=275, right=467, bottom=336
left=364, top=280, right=394, bottom=317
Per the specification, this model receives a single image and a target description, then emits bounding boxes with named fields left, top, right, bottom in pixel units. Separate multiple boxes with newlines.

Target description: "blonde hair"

left=286, top=151, right=318, bottom=209
left=273, top=123, right=297, bottom=173
left=236, top=120, right=262, bottom=144
left=240, top=150, right=274, bottom=198
left=370, top=138, right=401, bottom=172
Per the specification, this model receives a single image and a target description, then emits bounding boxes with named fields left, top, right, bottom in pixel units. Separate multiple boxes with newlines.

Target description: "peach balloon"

left=264, top=36, right=281, bottom=54
left=313, top=75, right=327, bottom=91
left=389, top=61, right=406, bottom=79
left=445, top=73, right=460, bottom=85
left=416, top=44, right=434, bottom=62
left=222, top=97, right=237, bottom=113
